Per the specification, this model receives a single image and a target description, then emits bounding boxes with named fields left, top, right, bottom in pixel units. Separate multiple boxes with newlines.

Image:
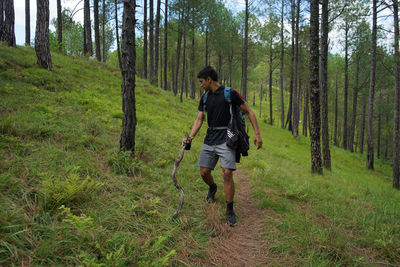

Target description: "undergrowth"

left=1, top=43, right=399, bottom=266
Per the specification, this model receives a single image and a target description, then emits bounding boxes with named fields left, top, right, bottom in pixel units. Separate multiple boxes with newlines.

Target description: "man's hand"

left=254, top=134, right=262, bottom=149
left=182, top=136, right=193, bottom=147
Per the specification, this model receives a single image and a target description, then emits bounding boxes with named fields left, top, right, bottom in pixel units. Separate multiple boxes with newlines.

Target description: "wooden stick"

left=171, top=133, right=188, bottom=219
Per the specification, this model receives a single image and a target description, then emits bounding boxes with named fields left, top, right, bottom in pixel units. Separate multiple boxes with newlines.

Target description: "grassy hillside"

left=1, top=43, right=399, bottom=266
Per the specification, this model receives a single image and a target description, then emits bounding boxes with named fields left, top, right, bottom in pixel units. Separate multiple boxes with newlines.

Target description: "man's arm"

left=183, top=111, right=204, bottom=145
left=239, top=102, right=263, bottom=149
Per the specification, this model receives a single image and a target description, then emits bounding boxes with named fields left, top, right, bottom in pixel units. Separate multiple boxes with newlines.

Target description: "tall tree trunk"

left=334, top=75, right=338, bottom=146
left=303, top=86, right=309, bottom=136
left=163, top=0, right=168, bottom=90
left=1, top=0, right=15, bottom=46
left=180, top=11, right=187, bottom=103
left=269, top=40, right=273, bottom=125
left=94, top=0, right=101, bottom=61
left=154, top=0, right=161, bottom=85
left=190, top=18, right=195, bottom=99
left=229, top=47, right=233, bottom=86
left=292, top=0, right=300, bottom=137
left=309, top=0, right=322, bottom=173
left=280, top=0, right=285, bottom=128
left=143, top=0, right=148, bottom=78
left=205, top=27, right=208, bottom=66
left=174, top=20, right=183, bottom=96
left=343, top=23, right=349, bottom=149
left=320, top=0, right=330, bottom=169
left=26, top=0, right=30, bottom=46
left=57, top=0, right=62, bottom=50
left=367, top=0, right=377, bottom=170
left=360, top=98, right=366, bottom=154
left=115, top=0, right=122, bottom=72
left=377, top=95, right=381, bottom=159
left=259, top=81, right=263, bottom=118
left=84, top=0, right=93, bottom=56
left=35, top=0, right=52, bottom=70
left=102, top=0, right=106, bottom=61
left=120, top=0, right=136, bottom=154
left=149, top=0, right=154, bottom=81
left=242, top=0, right=249, bottom=100
left=286, top=0, right=295, bottom=132
left=0, top=0, right=3, bottom=41
left=349, top=54, right=360, bottom=152
left=393, top=0, right=400, bottom=189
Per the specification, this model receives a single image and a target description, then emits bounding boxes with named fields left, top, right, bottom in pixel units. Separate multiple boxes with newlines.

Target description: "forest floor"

left=2, top=44, right=400, bottom=266
left=198, top=170, right=278, bottom=266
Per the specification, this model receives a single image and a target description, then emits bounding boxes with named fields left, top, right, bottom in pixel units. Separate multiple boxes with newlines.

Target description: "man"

left=183, top=66, right=263, bottom=226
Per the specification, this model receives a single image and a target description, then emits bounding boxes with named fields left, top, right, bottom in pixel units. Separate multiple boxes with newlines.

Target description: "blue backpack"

left=202, top=87, right=249, bottom=162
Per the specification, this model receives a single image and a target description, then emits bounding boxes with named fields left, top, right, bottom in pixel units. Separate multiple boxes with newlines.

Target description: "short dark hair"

left=197, top=66, right=218, bottom=81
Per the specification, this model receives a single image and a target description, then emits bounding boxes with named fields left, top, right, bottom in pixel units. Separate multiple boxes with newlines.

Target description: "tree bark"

left=1, top=0, right=15, bottom=46
left=334, top=76, right=338, bottom=146
left=349, top=53, right=361, bottom=152
left=102, top=0, right=106, bottom=61
left=269, top=37, right=273, bottom=125
left=280, top=0, right=285, bottom=128
left=343, top=22, right=349, bottom=149
left=259, top=81, right=263, bottom=118
left=292, top=0, right=300, bottom=137
left=242, top=0, right=249, bottom=100
left=115, top=0, right=122, bottom=72
left=393, top=0, right=400, bottom=189
left=190, top=16, right=195, bottom=99
left=309, top=0, right=322, bottom=174
left=205, top=27, right=208, bottom=66
left=303, top=86, right=309, bottom=136
left=57, top=0, right=62, bottom=50
left=35, top=0, right=52, bottom=70
left=84, top=0, right=93, bottom=56
left=180, top=10, right=187, bottom=103
left=377, top=94, right=381, bottom=159
left=320, top=0, right=330, bottom=169
left=360, top=98, right=366, bottom=154
left=94, top=0, right=101, bottom=61
left=26, top=0, right=30, bottom=46
left=154, top=0, right=161, bottom=85
left=120, top=0, right=137, bottom=154
left=174, top=17, right=183, bottom=96
left=163, top=0, right=168, bottom=90
left=367, top=0, right=377, bottom=170
left=149, top=0, right=154, bottom=81
left=143, top=0, right=148, bottom=78
left=0, top=0, right=3, bottom=41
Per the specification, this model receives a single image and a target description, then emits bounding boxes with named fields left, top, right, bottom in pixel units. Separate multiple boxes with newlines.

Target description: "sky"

left=15, top=0, right=248, bottom=46
left=15, top=0, right=85, bottom=45
left=14, top=0, right=394, bottom=55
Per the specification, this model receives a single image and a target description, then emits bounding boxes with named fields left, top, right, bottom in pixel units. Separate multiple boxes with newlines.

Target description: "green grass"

left=0, top=43, right=399, bottom=266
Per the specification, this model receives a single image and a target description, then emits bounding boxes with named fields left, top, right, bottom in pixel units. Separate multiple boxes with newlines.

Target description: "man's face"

left=199, top=77, right=211, bottom=91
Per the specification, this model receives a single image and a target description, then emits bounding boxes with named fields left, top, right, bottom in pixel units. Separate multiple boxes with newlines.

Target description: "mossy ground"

left=0, top=43, right=399, bottom=266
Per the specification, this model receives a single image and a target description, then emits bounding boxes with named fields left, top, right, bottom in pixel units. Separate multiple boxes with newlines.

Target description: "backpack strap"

left=202, top=91, right=209, bottom=121
left=224, top=87, right=232, bottom=104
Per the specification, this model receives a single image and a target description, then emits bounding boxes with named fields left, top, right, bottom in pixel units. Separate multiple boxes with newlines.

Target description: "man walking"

left=183, top=66, right=262, bottom=226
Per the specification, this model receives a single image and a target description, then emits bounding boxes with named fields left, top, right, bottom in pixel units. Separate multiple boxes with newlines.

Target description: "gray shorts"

left=198, top=142, right=236, bottom=170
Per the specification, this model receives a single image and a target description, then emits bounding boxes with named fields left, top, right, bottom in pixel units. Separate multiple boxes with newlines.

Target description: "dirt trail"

left=198, top=170, right=278, bottom=266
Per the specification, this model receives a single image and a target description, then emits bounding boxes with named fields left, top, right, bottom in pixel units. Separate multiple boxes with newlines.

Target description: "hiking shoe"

left=226, top=210, right=237, bottom=227
left=205, top=183, right=217, bottom=203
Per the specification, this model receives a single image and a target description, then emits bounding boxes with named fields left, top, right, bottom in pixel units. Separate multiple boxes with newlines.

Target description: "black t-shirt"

left=198, top=86, right=245, bottom=145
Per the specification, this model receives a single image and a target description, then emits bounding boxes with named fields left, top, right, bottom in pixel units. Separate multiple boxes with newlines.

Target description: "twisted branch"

left=171, top=133, right=188, bottom=219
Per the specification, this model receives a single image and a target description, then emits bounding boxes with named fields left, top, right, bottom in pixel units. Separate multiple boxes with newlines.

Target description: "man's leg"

left=201, top=167, right=218, bottom=203
left=200, top=167, right=214, bottom=186
left=222, top=168, right=234, bottom=202
left=222, top=168, right=237, bottom=226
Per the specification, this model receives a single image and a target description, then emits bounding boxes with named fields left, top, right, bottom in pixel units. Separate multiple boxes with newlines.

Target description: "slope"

left=1, top=43, right=399, bottom=266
